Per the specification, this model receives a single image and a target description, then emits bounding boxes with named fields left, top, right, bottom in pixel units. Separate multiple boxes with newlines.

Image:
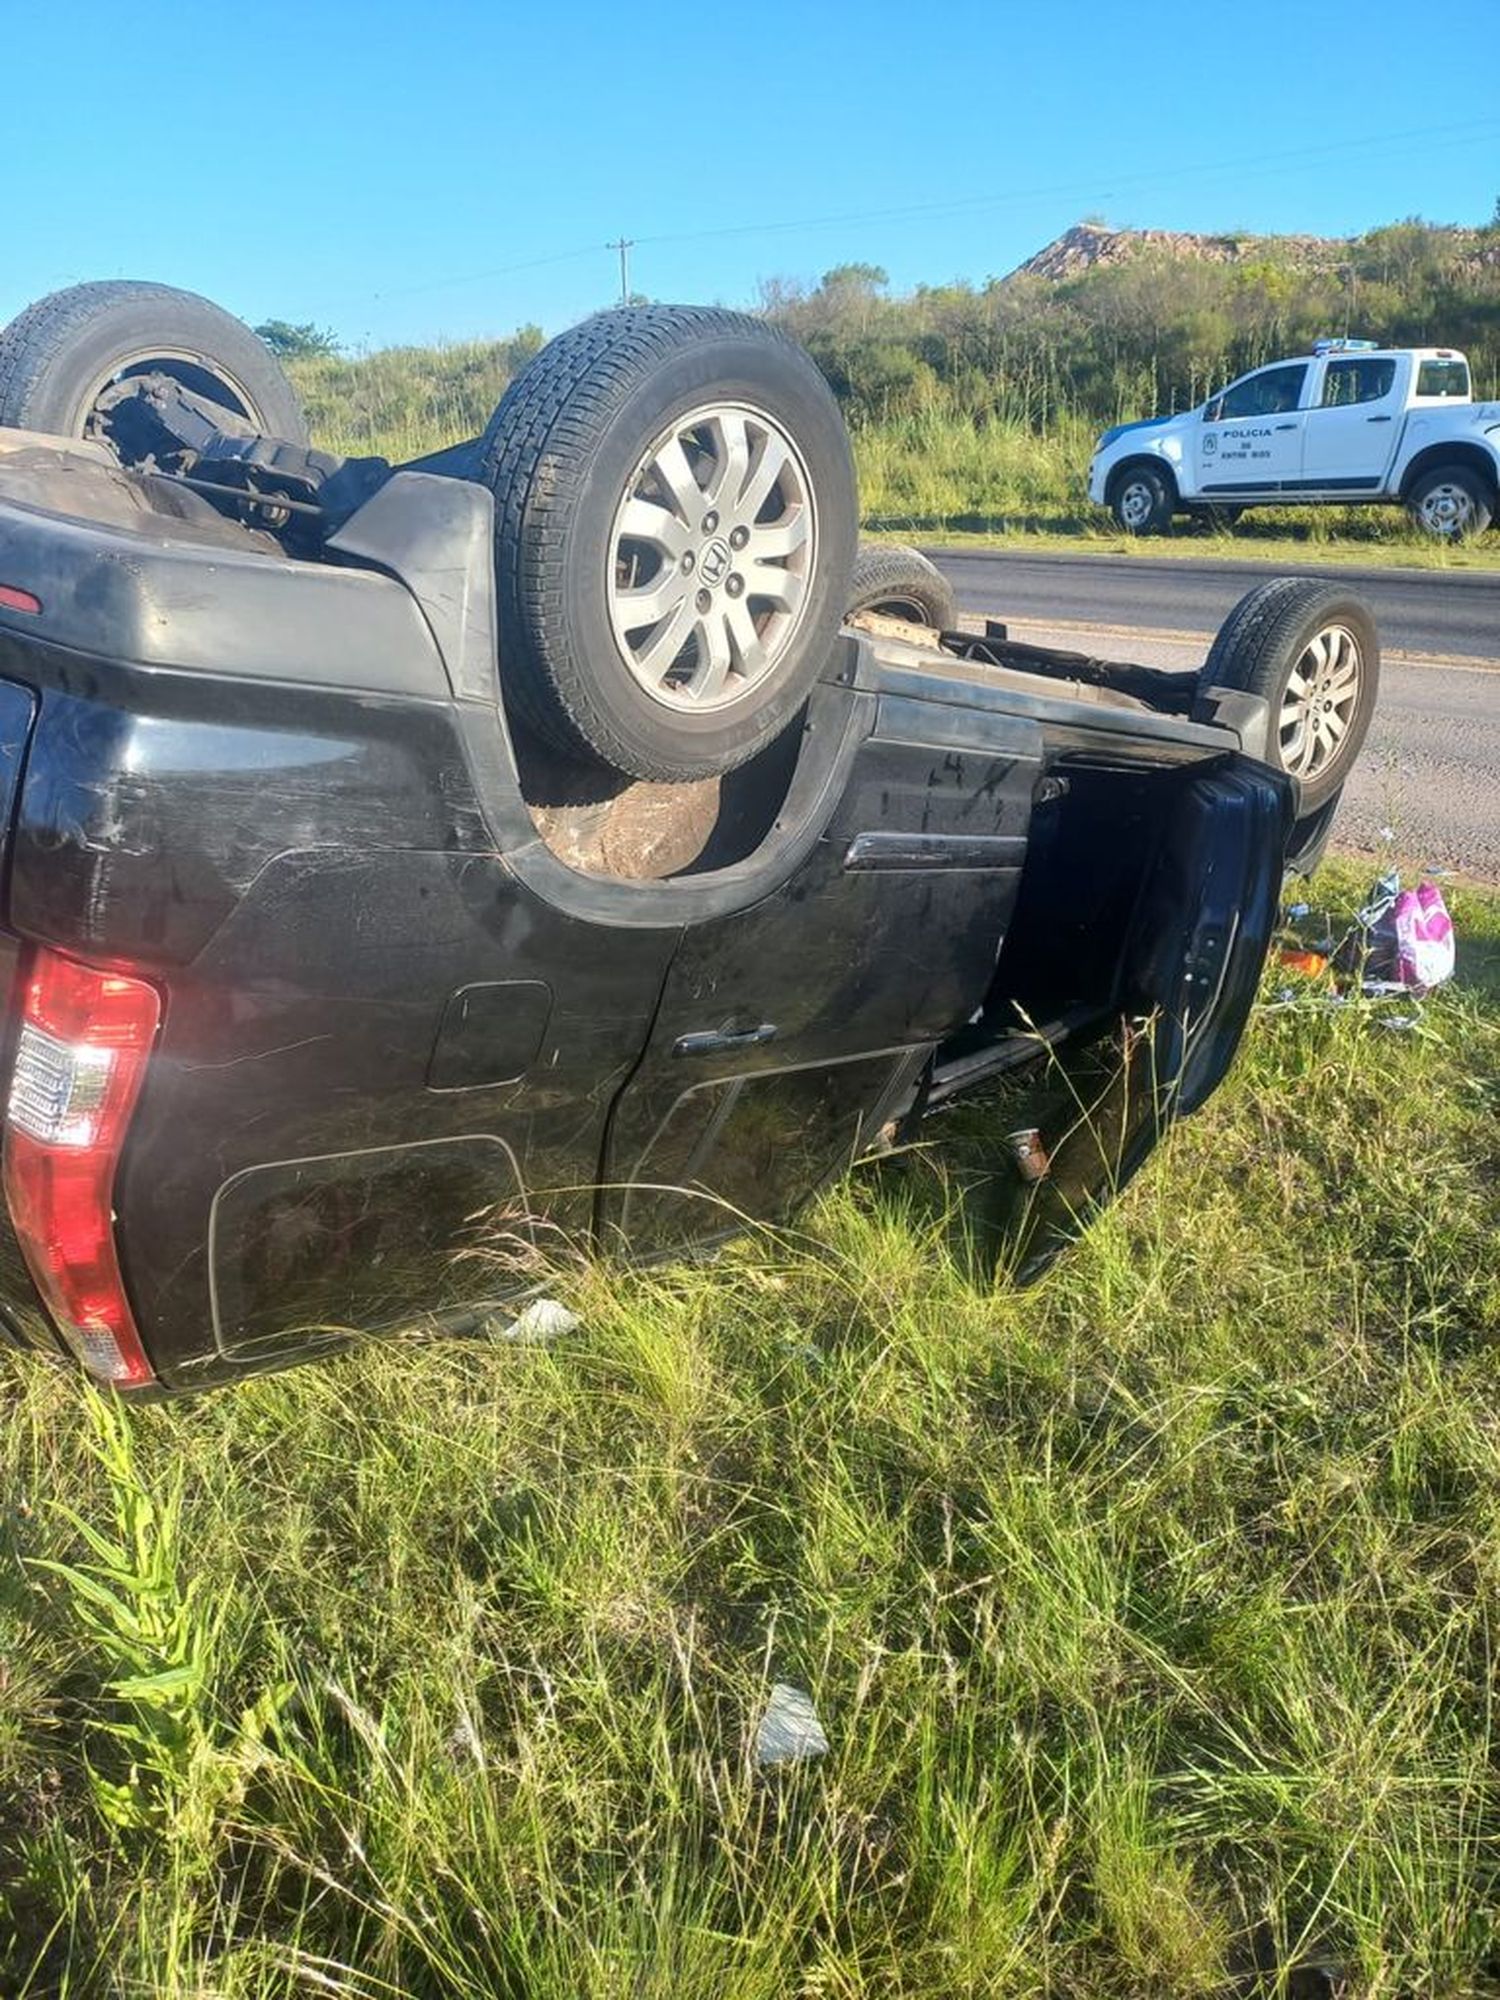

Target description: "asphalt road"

left=926, top=547, right=1500, bottom=664
left=925, top=548, right=1500, bottom=880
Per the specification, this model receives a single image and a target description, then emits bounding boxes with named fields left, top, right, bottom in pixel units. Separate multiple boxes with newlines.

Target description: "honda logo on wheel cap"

left=699, top=537, right=731, bottom=585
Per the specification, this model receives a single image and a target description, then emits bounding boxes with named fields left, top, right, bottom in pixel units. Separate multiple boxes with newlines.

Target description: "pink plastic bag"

left=1388, top=881, right=1455, bottom=991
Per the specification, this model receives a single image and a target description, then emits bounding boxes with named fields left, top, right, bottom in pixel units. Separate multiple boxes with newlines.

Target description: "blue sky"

left=6, top=0, right=1496, bottom=352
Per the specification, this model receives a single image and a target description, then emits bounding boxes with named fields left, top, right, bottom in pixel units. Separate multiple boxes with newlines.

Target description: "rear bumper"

left=0, top=486, right=450, bottom=701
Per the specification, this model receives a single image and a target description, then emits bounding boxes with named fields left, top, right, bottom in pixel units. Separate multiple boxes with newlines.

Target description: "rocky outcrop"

left=1013, top=223, right=1346, bottom=281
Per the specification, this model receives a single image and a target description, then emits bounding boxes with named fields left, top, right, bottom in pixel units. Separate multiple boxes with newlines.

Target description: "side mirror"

left=1204, top=400, right=1222, bottom=423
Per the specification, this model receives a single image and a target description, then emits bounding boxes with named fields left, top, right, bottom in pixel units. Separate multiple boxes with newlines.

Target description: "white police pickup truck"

left=1089, top=340, right=1499, bottom=539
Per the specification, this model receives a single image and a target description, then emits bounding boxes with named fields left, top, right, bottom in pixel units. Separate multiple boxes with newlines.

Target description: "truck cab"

left=1089, top=340, right=1499, bottom=539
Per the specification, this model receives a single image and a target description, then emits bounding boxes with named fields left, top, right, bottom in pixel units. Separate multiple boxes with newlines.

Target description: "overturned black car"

left=0, top=281, right=1379, bottom=1394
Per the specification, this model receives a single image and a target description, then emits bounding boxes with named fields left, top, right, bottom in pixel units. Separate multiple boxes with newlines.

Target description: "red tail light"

left=3, top=948, right=162, bottom=1387
left=0, top=585, right=42, bottom=616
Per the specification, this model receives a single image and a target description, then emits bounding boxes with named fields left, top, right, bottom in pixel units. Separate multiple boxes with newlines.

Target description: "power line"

left=324, top=114, right=1500, bottom=312
left=344, top=242, right=605, bottom=307
left=629, top=116, right=1500, bottom=255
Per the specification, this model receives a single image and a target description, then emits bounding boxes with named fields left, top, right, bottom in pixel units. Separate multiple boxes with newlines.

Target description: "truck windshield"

left=1415, top=358, right=1470, bottom=398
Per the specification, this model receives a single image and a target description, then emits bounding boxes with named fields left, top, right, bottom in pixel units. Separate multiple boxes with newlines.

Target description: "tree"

left=819, top=262, right=888, bottom=294
left=254, top=320, right=341, bottom=360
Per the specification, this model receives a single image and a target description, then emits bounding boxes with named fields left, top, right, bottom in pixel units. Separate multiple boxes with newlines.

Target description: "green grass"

left=288, top=335, right=539, bottom=466
left=2, top=863, right=1498, bottom=1997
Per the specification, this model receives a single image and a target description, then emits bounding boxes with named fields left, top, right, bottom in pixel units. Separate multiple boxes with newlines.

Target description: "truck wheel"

left=845, top=544, right=958, bottom=628
left=1194, top=578, right=1379, bottom=813
left=479, top=306, right=857, bottom=782
left=1109, top=463, right=1174, bottom=535
left=1405, top=465, right=1493, bottom=541
left=0, top=281, right=307, bottom=445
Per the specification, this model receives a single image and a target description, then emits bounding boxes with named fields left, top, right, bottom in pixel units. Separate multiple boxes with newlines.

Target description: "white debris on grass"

left=447, top=1708, right=485, bottom=1769
left=755, top=1682, right=830, bottom=1769
left=495, top=1297, right=580, bottom=1343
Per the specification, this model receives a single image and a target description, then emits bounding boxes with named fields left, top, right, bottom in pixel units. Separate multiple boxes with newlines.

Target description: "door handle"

left=1275, top=422, right=1297, bottom=431
left=1367, top=414, right=1393, bottom=422
left=673, top=1023, right=778, bottom=1058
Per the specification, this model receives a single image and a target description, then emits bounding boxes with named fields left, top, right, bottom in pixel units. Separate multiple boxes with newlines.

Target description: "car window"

left=1212, top=364, right=1309, bottom=421
left=1319, top=358, right=1397, bottom=408
left=1415, top=358, right=1470, bottom=398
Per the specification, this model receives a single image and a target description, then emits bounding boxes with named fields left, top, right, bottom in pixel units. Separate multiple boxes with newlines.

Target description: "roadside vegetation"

left=290, top=328, right=543, bottom=467
left=2, top=863, right=1497, bottom=1997
left=289, top=211, right=1500, bottom=567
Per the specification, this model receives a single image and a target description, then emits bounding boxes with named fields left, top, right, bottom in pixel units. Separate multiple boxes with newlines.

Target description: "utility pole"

left=607, top=236, right=635, bottom=305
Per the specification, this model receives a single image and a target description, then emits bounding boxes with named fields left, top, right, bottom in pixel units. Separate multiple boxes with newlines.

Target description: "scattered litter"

left=1388, top=879, right=1456, bottom=991
left=1006, top=1125, right=1051, bottom=1184
left=1342, top=872, right=1455, bottom=994
left=1353, top=868, right=1401, bottom=936
left=755, top=1683, right=830, bottom=1769
left=1263, top=991, right=1349, bottom=1015
left=447, top=1709, right=485, bottom=1769
left=494, top=1297, right=580, bottom=1344
left=781, top=1335, right=826, bottom=1369
left=1277, top=946, right=1329, bottom=978
left=1266, top=868, right=1457, bottom=1025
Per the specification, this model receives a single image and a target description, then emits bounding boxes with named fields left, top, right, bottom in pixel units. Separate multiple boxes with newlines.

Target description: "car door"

left=991, top=758, right=1293, bottom=1280
left=598, top=690, right=1042, bottom=1254
left=1300, top=355, right=1401, bottom=490
left=133, top=844, right=685, bottom=1382
left=1195, top=361, right=1310, bottom=496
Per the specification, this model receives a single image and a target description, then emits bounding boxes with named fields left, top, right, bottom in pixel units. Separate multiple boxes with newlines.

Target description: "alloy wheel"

left=1278, top=623, right=1363, bottom=780
left=607, top=401, right=818, bottom=711
left=1415, top=480, right=1477, bottom=538
left=1118, top=478, right=1156, bottom=530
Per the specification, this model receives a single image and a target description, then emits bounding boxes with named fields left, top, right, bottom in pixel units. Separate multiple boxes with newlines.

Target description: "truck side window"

left=1415, top=358, right=1470, bottom=398
left=1319, top=358, right=1397, bottom=408
left=1211, top=363, right=1309, bottom=422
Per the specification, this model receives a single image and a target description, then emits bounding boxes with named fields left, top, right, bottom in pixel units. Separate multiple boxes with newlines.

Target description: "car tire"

left=1194, top=578, right=1380, bottom=813
left=1405, top=464, right=1493, bottom=542
left=1109, top=462, right=1175, bottom=535
left=845, top=544, right=958, bottom=628
left=0, top=281, right=307, bottom=444
left=478, top=305, right=857, bottom=783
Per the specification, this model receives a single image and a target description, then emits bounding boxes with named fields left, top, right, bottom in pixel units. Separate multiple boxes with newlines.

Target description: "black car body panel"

left=0, top=451, right=1297, bottom=1395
